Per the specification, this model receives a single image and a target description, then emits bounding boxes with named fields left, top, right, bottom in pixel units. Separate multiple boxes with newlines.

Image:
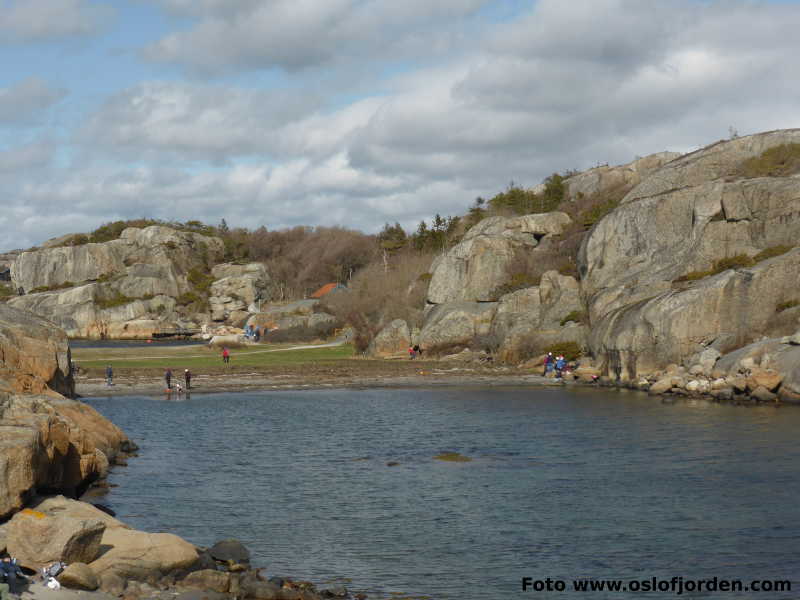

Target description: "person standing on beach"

left=165, top=368, right=172, bottom=389
left=184, top=368, right=192, bottom=389
left=222, top=347, right=230, bottom=363
left=106, top=364, right=113, bottom=386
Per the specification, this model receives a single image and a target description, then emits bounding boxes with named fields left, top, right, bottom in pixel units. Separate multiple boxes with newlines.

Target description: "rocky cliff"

left=581, top=129, right=800, bottom=379
left=0, top=304, right=134, bottom=519
left=381, top=130, right=800, bottom=400
left=6, top=226, right=275, bottom=338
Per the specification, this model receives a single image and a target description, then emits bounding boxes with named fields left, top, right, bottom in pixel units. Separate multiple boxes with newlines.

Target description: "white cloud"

left=0, top=78, right=67, bottom=125
left=5, top=0, right=800, bottom=252
left=143, top=0, right=487, bottom=73
left=0, top=0, right=111, bottom=42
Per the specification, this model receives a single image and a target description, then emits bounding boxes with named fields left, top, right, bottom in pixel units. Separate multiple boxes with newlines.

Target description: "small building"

left=309, top=282, right=347, bottom=299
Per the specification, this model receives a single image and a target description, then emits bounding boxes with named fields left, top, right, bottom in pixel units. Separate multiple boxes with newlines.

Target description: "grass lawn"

left=73, top=343, right=356, bottom=375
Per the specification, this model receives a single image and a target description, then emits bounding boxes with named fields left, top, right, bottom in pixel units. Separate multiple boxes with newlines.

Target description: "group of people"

left=408, top=344, right=423, bottom=359
left=164, top=368, right=192, bottom=394
left=244, top=324, right=262, bottom=341
left=542, top=352, right=574, bottom=379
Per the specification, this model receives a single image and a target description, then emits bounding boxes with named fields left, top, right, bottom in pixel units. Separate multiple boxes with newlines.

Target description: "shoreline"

left=76, top=370, right=567, bottom=397
left=75, top=371, right=795, bottom=408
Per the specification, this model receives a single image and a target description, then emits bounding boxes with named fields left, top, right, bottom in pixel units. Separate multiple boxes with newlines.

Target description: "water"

left=85, top=387, right=800, bottom=599
left=71, top=339, right=206, bottom=349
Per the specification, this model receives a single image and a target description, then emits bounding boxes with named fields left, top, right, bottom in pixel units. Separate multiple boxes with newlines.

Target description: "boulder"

left=750, top=386, right=777, bottom=402
left=0, top=393, right=132, bottom=519
left=88, top=527, right=199, bottom=582
left=209, top=539, right=251, bottom=564
left=59, top=563, right=100, bottom=591
left=180, top=569, right=231, bottom=593
left=5, top=508, right=106, bottom=570
left=367, top=319, right=412, bottom=357
left=418, top=302, right=497, bottom=352
left=490, top=287, right=541, bottom=343
left=746, top=367, right=783, bottom=392
left=648, top=377, right=674, bottom=395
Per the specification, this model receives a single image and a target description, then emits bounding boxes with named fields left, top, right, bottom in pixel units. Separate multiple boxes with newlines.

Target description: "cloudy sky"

left=1, top=0, right=799, bottom=250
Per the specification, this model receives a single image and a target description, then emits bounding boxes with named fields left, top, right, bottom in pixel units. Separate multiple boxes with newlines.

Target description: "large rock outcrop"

left=209, top=263, right=274, bottom=323
left=427, top=213, right=571, bottom=304
left=8, top=226, right=224, bottom=338
left=580, top=129, right=800, bottom=378
left=0, top=305, right=133, bottom=519
left=0, top=303, right=73, bottom=396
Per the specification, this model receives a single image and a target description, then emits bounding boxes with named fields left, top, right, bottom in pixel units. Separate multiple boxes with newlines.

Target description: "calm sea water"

left=85, top=387, right=800, bottom=599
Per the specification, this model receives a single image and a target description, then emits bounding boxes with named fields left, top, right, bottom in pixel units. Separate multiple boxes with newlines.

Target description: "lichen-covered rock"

left=427, top=213, right=571, bottom=303
left=5, top=508, right=106, bottom=570
left=367, top=319, right=411, bottom=357
left=59, top=562, right=100, bottom=591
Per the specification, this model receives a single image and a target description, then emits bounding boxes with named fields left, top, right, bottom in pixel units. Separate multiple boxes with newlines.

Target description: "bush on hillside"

left=320, top=250, right=434, bottom=352
left=738, top=143, right=800, bottom=178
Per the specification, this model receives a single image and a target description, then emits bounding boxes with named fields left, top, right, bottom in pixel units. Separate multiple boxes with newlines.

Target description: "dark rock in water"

left=320, top=585, right=349, bottom=597
left=386, top=461, right=399, bottom=467
left=210, top=539, right=251, bottom=564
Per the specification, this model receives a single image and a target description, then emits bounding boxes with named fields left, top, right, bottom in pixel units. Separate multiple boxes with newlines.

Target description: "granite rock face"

left=563, top=151, right=681, bottom=201
left=579, top=129, right=800, bottom=378
left=0, top=303, right=73, bottom=396
left=209, top=263, right=274, bottom=322
left=8, top=226, right=224, bottom=338
left=11, top=226, right=223, bottom=293
left=426, top=213, right=571, bottom=304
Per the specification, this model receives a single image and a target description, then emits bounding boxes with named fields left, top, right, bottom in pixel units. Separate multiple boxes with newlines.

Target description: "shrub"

left=187, top=268, right=215, bottom=293
left=491, top=272, right=540, bottom=298
left=738, top=143, right=800, bottom=178
left=776, top=299, right=800, bottom=313
left=262, top=319, right=343, bottom=343
left=753, top=245, right=793, bottom=263
left=714, top=254, right=755, bottom=271
left=545, top=341, right=582, bottom=361
left=29, top=281, right=76, bottom=293
left=470, top=333, right=502, bottom=354
left=0, top=283, right=14, bottom=301
left=96, top=290, right=137, bottom=309
left=674, top=254, right=755, bottom=283
left=559, top=310, right=586, bottom=326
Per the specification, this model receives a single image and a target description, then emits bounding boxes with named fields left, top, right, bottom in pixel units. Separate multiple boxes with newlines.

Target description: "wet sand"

left=76, top=368, right=564, bottom=397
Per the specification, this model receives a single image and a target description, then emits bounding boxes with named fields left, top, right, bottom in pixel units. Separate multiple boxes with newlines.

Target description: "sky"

left=1, top=0, right=800, bottom=250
